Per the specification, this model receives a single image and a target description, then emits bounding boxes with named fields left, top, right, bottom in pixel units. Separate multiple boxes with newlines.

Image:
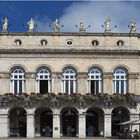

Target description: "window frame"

left=87, top=67, right=102, bottom=94
left=36, top=67, right=51, bottom=93
left=113, top=68, right=128, bottom=94
left=10, top=67, right=25, bottom=94
left=61, top=67, right=76, bottom=94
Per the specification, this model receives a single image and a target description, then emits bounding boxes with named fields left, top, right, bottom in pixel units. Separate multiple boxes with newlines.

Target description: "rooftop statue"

left=104, top=17, right=111, bottom=32
left=79, top=19, right=85, bottom=32
left=130, top=20, right=136, bottom=33
left=27, top=18, right=36, bottom=32
left=54, top=18, right=60, bottom=32
left=2, top=18, right=8, bottom=32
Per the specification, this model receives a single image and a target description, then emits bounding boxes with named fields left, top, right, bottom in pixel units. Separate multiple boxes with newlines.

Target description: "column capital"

left=26, top=113, right=34, bottom=116
left=53, top=113, right=60, bottom=116
left=104, top=113, right=112, bottom=116
left=79, top=113, right=86, bottom=117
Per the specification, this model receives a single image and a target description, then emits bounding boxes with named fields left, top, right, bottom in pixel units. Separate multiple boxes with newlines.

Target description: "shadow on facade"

left=35, top=107, right=53, bottom=137
left=9, top=107, right=26, bottom=137
left=86, top=107, right=104, bottom=137
left=60, top=107, right=78, bottom=137
left=111, top=106, right=130, bottom=136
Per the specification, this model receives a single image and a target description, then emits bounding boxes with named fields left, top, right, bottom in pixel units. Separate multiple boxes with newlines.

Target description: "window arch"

left=87, top=67, right=102, bottom=93
left=61, top=67, right=77, bottom=94
left=10, top=67, right=25, bottom=94
left=113, top=68, right=128, bottom=94
left=36, top=67, right=51, bottom=94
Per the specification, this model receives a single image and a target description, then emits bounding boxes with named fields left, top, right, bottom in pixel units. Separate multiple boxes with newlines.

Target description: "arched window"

left=10, top=67, right=25, bottom=94
left=40, top=39, right=48, bottom=46
left=62, top=67, right=76, bottom=94
left=36, top=67, right=51, bottom=94
left=113, top=68, right=128, bottom=94
left=14, top=39, right=22, bottom=46
left=87, top=67, right=102, bottom=93
left=91, top=40, right=99, bottom=47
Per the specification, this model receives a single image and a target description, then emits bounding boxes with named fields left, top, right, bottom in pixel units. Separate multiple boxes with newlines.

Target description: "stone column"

left=0, top=114, right=9, bottom=138
left=104, top=114, right=111, bottom=137
left=27, top=113, right=35, bottom=138
left=78, top=113, right=86, bottom=138
left=53, top=114, right=60, bottom=138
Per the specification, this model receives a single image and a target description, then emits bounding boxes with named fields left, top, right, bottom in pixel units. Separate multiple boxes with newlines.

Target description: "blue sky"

left=0, top=1, right=140, bottom=33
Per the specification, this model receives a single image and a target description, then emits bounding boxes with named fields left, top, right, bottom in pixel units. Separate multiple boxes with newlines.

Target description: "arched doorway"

left=9, top=107, right=26, bottom=137
left=111, top=106, right=130, bottom=136
left=86, top=107, right=104, bottom=137
left=35, top=107, right=53, bottom=137
left=61, top=107, right=78, bottom=137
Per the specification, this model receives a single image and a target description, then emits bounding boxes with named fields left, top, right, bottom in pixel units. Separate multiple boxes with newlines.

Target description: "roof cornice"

left=0, top=32, right=139, bottom=37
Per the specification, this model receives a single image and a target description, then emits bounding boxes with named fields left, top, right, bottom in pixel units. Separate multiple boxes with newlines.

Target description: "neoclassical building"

left=0, top=18, right=140, bottom=138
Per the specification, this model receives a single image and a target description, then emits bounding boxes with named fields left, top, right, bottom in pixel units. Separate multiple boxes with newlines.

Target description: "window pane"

left=40, top=80, right=48, bottom=94
left=70, top=80, right=73, bottom=94
left=14, top=81, right=17, bottom=94
left=19, top=80, right=22, bottom=93
left=96, top=81, right=99, bottom=93
left=14, top=75, right=17, bottom=79
left=65, top=81, right=69, bottom=93
left=91, top=80, right=95, bottom=93
left=116, top=81, right=119, bottom=93
left=121, top=81, right=124, bottom=93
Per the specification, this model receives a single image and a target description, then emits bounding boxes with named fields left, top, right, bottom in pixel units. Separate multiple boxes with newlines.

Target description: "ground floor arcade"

left=0, top=105, right=139, bottom=138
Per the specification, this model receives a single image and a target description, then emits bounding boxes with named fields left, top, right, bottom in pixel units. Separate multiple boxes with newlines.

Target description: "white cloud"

left=37, top=2, right=140, bottom=33
left=60, top=1, right=140, bottom=33
left=34, top=15, right=53, bottom=32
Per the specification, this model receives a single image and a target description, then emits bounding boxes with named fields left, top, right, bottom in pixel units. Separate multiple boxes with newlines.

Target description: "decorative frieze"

left=103, top=72, right=113, bottom=79
left=77, top=72, right=88, bottom=79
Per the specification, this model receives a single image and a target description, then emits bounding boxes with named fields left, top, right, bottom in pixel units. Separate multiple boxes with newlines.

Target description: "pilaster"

left=103, top=73, right=112, bottom=94
left=52, top=73, right=61, bottom=94
left=78, top=113, right=86, bottom=138
left=104, top=113, right=111, bottom=137
left=26, top=73, right=36, bottom=93
left=77, top=72, right=87, bottom=94
left=27, top=113, right=35, bottom=138
left=53, top=114, right=60, bottom=138
left=0, top=114, right=9, bottom=138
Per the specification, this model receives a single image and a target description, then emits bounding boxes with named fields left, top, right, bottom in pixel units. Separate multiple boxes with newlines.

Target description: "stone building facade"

left=0, top=29, right=140, bottom=138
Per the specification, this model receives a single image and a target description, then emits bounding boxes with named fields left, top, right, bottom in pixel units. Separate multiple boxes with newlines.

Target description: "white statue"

left=105, top=17, right=111, bottom=32
left=130, top=20, right=136, bottom=33
left=27, top=18, right=36, bottom=32
left=80, top=19, right=85, bottom=32
left=54, top=19, right=60, bottom=32
left=2, top=18, right=8, bottom=31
